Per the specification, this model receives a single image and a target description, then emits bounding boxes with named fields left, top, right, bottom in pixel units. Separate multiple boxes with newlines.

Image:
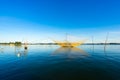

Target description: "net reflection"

left=52, top=47, right=89, bottom=59
left=15, top=45, right=28, bottom=57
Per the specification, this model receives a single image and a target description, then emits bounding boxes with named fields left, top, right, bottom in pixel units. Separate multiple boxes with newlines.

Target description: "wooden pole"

left=92, top=36, right=94, bottom=53
left=104, top=32, right=109, bottom=52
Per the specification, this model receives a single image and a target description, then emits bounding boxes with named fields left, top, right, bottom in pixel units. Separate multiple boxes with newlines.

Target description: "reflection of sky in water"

left=0, top=45, right=120, bottom=61
left=0, top=45, right=120, bottom=80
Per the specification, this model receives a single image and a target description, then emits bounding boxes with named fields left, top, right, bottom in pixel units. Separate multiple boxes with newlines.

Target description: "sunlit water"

left=0, top=45, right=120, bottom=80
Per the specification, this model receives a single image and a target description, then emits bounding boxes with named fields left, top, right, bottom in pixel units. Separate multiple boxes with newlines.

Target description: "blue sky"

left=0, top=0, right=120, bottom=43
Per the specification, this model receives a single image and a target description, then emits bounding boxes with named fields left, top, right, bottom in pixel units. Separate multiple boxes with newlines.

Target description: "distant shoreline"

left=0, top=43, right=120, bottom=45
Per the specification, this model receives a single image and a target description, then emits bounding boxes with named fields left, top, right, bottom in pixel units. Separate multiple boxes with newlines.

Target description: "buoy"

left=24, top=46, right=27, bottom=50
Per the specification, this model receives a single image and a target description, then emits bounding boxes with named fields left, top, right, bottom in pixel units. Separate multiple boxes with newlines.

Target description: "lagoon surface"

left=0, top=45, right=120, bottom=80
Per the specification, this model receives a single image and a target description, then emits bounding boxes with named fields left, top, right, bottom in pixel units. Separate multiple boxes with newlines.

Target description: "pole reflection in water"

left=15, top=45, right=28, bottom=57
left=52, top=47, right=89, bottom=59
left=0, top=45, right=4, bottom=53
left=0, top=48, right=4, bottom=53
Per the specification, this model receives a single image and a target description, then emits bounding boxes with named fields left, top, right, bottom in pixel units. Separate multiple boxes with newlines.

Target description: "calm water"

left=0, top=45, right=120, bottom=80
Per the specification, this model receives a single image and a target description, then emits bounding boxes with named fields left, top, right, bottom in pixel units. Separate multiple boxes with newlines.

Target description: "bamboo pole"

left=92, top=36, right=94, bottom=53
left=104, top=32, right=109, bottom=52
